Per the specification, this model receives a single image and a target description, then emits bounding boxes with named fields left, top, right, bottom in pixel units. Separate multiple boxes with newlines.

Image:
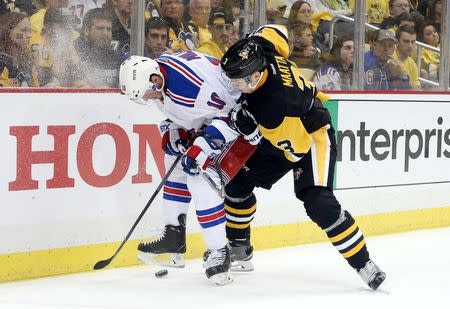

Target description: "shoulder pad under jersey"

left=250, top=24, right=290, bottom=58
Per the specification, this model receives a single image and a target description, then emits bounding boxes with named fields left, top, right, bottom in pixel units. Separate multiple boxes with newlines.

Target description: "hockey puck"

left=155, top=269, right=168, bottom=278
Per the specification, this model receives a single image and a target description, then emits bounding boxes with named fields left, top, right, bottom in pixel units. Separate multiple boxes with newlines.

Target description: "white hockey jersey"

left=155, top=52, right=241, bottom=142
left=68, top=0, right=106, bottom=22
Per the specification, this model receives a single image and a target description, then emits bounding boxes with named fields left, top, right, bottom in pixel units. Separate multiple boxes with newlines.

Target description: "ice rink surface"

left=1, top=227, right=449, bottom=309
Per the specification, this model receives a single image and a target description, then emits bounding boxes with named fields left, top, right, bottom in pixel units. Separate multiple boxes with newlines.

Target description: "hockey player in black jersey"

left=220, top=24, right=386, bottom=290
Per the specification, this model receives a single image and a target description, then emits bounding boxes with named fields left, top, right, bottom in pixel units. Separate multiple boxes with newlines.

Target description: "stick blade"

left=93, top=258, right=112, bottom=270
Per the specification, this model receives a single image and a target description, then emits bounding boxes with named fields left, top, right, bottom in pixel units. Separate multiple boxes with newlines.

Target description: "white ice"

left=0, top=227, right=449, bottom=309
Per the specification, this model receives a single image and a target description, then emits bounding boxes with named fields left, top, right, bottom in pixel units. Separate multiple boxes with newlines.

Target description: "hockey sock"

left=163, top=180, right=191, bottom=226
left=196, top=203, right=227, bottom=250
left=325, top=211, right=370, bottom=270
left=225, top=193, right=256, bottom=242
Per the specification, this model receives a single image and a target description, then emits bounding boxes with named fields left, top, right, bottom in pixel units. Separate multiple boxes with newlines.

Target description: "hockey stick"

left=93, top=156, right=182, bottom=270
left=198, top=166, right=225, bottom=198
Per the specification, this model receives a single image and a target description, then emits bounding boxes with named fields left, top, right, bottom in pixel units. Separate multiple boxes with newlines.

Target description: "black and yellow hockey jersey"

left=244, top=25, right=331, bottom=162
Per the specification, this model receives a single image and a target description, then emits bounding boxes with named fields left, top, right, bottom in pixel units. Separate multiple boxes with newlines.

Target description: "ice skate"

left=229, top=239, right=254, bottom=272
left=137, top=214, right=186, bottom=268
left=203, top=240, right=254, bottom=272
left=203, top=246, right=233, bottom=286
left=358, top=259, right=386, bottom=290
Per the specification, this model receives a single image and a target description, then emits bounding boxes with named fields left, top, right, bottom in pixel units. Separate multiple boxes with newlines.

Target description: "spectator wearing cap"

left=29, top=7, right=88, bottom=87
left=144, top=16, right=169, bottom=58
left=0, top=12, right=37, bottom=87
left=188, top=0, right=212, bottom=46
left=393, top=24, right=420, bottom=89
left=197, top=10, right=232, bottom=58
left=74, top=8, right=122, bottom=87
left=364, top=29, right=410, bottom=90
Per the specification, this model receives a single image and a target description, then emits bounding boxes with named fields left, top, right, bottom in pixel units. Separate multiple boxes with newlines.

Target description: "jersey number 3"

left=277, top=139, right=304, bottom=159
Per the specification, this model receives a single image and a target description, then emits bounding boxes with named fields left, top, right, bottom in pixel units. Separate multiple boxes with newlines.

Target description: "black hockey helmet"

left=221, top=37, right=266, bottom=79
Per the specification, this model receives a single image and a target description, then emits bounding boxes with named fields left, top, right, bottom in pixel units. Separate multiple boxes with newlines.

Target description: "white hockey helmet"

left=119, top=55, right=164, bottom=101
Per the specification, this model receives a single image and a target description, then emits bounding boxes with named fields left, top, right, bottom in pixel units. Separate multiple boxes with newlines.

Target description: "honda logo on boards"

left=8, top=123, right=165, bottom=191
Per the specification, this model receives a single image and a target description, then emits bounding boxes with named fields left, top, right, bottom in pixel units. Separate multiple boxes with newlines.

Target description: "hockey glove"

left=228, top=104, right=262, bottom=145
left=181, top=145, right=210, bottom=175
left=181, top=133, right=222, bottom=175
left=160, top=121, right=189, bottom=156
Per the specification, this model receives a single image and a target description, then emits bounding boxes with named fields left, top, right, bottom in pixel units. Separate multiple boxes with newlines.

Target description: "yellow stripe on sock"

left=226, top=222, right=251, bottom=229
left=225, top=204, right=256, bottom=215
left=342, top=239, right=366, bottom=258
left=329, top=222, right=358, bottom=243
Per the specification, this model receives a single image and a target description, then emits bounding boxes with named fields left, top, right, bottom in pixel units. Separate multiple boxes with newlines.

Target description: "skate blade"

left=209, top=272, right=233, bottom=286
left=369, top=272, right=386, bottom=290
left=137, top=252, right=185, bottom=268
left=230, top=260, right=254, bottom=272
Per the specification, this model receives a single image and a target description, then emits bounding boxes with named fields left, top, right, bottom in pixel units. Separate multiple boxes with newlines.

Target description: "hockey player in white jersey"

left=119, top=52, right=259, bottom=285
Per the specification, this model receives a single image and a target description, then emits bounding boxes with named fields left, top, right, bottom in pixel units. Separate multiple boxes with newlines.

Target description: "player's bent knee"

left=298, top=186, right=342, bottom=230
left=225, top=170, right=254, bottom=199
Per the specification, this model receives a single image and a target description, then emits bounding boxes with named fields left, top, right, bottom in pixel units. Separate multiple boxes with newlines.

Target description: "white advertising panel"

left=1, top=91, right=449, bottom=259
left=0, top=92, right=169, bottom=253
left=334, top=95, right=450, bottom=189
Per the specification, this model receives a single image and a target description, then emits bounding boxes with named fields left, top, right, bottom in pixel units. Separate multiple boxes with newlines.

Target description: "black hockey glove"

left=228, top=104, right=262, bottom=145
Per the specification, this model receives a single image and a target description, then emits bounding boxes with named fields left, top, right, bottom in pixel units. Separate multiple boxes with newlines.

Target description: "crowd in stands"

left=0, top=0, right=445, bottom=90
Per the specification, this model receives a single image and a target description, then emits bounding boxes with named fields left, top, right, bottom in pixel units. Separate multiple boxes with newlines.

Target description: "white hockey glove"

left=228, top=104, right=262, bottom=145
left=181, top=133, right=222, bottom=175
left=160, top=120, right=190, bottom=156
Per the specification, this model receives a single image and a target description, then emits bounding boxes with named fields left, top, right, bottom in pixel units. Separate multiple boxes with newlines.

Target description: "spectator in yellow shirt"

left=188, top=0, right=212, bottom=46
left=29, top=7, right=88, bottom=87
left=348, top=0, right=389, bottom=27
left=197, top=10, right=232, bottom=59
left=393, top=24, right=420, bottom=89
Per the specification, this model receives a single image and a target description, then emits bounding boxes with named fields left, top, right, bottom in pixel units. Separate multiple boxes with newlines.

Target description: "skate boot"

left=137, top=214, right=186, bottom=267
left=203, top=245, right=233, bottom=285
left=358, top=259, right=386, bottom=290
left=229, top=239, right=254, bottom=272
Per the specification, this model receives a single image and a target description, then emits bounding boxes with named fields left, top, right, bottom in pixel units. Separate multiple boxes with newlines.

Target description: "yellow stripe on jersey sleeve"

left=254, top=25, right=290, bottom=58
